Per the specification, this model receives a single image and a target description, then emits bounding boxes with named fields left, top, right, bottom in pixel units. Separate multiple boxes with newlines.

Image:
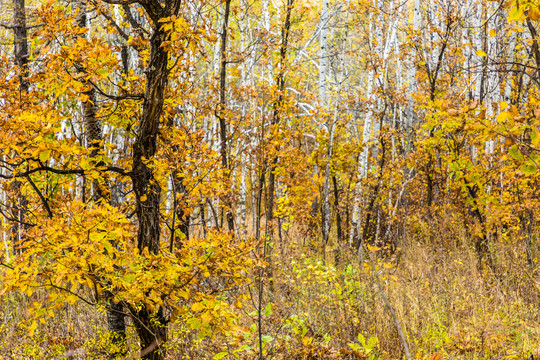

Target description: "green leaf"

left=103, top=240, right=113, bottom=255
left=358, top=333, right=366, bottom=346
left=264, top=302, right=272, bottom=316
left=367, top=336, right=378, bottom=348
left=522, top=162, right=538, bottom=175
left=213, top=352, right=228, bottom=360
left=261, top=334, right=273, bottom=343
left=509, top=145, right=523, bottom=161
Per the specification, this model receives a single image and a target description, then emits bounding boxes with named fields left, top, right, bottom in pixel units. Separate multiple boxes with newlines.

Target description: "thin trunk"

left=237, top=150, right=248, bottom=237
left=526, top=18, right=540, bottom=83
left=266, top=0, right=294, bottom=223
left=504, top=31, right=516, bottom=103
left=255, top=165, right=265, bottom=360
left=319, top=0, right=329, bottom=104
left=217, top=0, right=235, bottom=232
left=350, top=10, right=376, bottom=248
left=13, top=0, right=28, bottom=93
left=473, top=0, right=483, bottom=101
left=321, top=110, right=335, bottom=248
left=320, top=0, right=331, bottom=249
left=332, top=175, right=342, bottom=243
left=9, top=0, right=30, bottom=255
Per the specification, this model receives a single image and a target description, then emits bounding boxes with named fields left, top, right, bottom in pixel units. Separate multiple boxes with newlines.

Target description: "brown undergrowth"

left=0, top=217, right=538, bottom=359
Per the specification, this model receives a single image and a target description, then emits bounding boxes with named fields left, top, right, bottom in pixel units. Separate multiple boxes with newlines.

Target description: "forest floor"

left=1, top=220, right=539, bottom=360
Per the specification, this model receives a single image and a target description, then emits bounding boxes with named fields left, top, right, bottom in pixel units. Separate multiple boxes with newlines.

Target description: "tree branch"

left=100, top=10, right=129, bottom=40
left=122, top=4, right=149, bottom=36
left=0, top=163, right=131, bottom=179
left=25, top=174, right=53, bottom=218
left=100, top=0, right=141, bottom=5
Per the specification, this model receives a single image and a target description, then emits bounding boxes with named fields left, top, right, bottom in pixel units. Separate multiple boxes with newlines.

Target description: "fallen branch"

left=368, top=252, right=412, bottom=360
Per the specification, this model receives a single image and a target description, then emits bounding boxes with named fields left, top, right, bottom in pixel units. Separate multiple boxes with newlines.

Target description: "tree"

left=0, top=1, right=252, bottom=359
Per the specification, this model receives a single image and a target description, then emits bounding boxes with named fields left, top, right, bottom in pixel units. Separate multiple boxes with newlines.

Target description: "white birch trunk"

left=319, top=0, right=329, bottom=104
left=485, top=3, right=500, bottom=155
left=504, top=32, right=516, bottom=102
left=473, top=0, right=483, bottom=100
left=349, top=10, right=375, bottom=248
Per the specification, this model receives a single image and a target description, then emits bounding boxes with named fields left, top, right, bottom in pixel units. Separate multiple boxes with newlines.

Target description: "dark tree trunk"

left=13, top=0, right=28, bottom=92
left=360, top=137, right=386, bottom=249
left=133, top=306, right=167, bottom=360
left=130, top=1, right=176, bottom=355
left=266, top=0, right=294, bottom=224
left=10, top=0, right=29, bottom=254
left=170, top=172, right=190, bottom=252
left=526, top=18, right=540, bottom=84
left=466, top=185, right=494, bottom=272
left=217, top=0, right=235, bottom=232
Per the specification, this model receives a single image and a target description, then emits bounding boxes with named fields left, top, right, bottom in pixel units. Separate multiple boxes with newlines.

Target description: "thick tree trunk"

left=130, top=5, right=173, bottom=356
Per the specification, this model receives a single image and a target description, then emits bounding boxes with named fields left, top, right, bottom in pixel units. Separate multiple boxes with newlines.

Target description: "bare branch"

left=100, top=11, right=129, bottom=40
left=100, top=0, right=140, bottom=5
left=0, top=163, right=130, bottom=179
left=122, top=4, right=149, bottom=36
left=25, top=174, right=53, bottom=218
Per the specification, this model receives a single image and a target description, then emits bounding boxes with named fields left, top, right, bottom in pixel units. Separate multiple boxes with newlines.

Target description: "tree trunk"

left=13, top=0, right=28, bottom=92
left=266, top=0, right=294, bottom=224
left=10, top=0, right=29, bottom=255
left=332, top=175, right=342, bottom=243
left=129, top=1, right=181, bottom=357
left=217, top=0, right=235, bottom=232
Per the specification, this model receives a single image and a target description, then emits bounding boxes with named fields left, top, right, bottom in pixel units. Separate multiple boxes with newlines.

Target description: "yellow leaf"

left=476, top=50, right=487, bottom=57
left=140, top=194, right=147, bottom=202
left=489, top=29, right=496, bottom=37
left=28, top=320, right=38, bottom=336
left=39, top=149, right=51, bottom=162
left=508, top=6, right=523, bottom=21
left=496, top=112, right=510, bottom=122
left=500, top=101, right=509, bottom=110
left=530, top=8, right=540, bottom=21
left=478, top=109, right=486, bottom=120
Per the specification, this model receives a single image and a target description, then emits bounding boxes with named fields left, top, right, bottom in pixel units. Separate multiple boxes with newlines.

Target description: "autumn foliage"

left=0, top=0, right=540, bottom=359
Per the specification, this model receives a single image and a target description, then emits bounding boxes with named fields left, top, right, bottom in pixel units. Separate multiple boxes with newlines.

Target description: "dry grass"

left=0, top=217, right=539, bottom=359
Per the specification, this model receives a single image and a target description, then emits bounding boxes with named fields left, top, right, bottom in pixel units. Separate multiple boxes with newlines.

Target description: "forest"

left=0, top=0, right=540, bottom=358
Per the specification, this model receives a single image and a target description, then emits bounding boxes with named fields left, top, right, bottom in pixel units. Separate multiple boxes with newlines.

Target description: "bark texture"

left=130, top=1, right=181, bottom=357
left=10, top=0, right=29, bottom=254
